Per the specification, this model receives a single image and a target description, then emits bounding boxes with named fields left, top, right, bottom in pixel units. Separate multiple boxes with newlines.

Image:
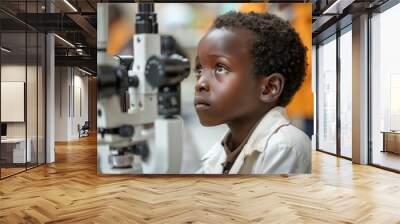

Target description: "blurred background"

left=106, top=3, right=312, bottom=173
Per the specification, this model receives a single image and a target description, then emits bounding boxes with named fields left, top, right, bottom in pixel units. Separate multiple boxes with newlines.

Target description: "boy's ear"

left=259, top=73, right=285, bottom=104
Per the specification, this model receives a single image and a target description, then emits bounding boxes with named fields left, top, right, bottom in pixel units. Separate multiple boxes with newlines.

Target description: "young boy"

left=194, top=11, right=311, bottom=174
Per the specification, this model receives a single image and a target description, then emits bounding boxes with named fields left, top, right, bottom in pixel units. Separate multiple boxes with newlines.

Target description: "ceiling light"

left=78, top=67, right=92, bottom=76
left=1, top=47, right=11, bottom=53
left=322, top=0, right=355, bottom=15
left=54, top=34, right=75, bottom=48
left=63, top=0, right=78, bottom=12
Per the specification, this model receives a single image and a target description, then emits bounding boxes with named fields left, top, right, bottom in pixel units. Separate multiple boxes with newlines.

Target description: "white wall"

left=73, top=73, right=89, bottom=137
left=55, top=67, right=68, bottom=141
left=1, top=64, right=46, bottom=164
left=1, top=65, right=41, bottom=138
left=1, top=65, right=26, bottom=141
left=54, top=67, right=89, bottom=141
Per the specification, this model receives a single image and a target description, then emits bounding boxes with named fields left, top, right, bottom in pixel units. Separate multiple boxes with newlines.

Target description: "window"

left=339, top=27, right=352, bottom=158
left=317, top=35, right=337, bottom=154
left=370, top=2, right=400, bottom=171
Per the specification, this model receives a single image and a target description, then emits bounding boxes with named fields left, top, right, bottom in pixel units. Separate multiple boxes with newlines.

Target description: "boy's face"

left=194, top=27, right=264, bottom=126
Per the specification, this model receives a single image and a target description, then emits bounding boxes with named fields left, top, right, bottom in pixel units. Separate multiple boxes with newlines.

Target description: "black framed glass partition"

left=315, top=23, right=353, bottom=160
left=0, top=30, right=28, bottom=177
left=0, top=0, right=46, bottom=179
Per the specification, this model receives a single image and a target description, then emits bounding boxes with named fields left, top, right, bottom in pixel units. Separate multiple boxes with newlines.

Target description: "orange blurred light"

left=107, top=20, right=134, bottom=55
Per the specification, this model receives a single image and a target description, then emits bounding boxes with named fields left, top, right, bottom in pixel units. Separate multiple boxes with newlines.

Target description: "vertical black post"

left=336, top=26, right=341, bottom=157
left=315, top=44, right=319, bottom=151
left=36, top=0, right=39, bottom=167
left=367, top=10, right=372, bottom=165
left=44, top=35, right=47, bottom=163
left=25, top=0, right=28, bottom=171
left=44, top=0, right=48, bottom=164
left=0, top=18, right=2, bottom=179
left=73, top=68, right=75, bottom=118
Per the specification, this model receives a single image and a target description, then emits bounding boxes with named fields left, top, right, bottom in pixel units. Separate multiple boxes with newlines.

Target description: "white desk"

left=1, top=138, right=32, bottom=163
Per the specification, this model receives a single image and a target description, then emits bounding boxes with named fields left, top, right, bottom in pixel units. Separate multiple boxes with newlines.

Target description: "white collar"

left=242, top=106, right=291, bottom=155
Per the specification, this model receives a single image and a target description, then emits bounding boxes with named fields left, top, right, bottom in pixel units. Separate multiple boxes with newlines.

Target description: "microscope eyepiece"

left=135, top=3, right=158, bottom=34
left=138, top=3, right=154, bottom=13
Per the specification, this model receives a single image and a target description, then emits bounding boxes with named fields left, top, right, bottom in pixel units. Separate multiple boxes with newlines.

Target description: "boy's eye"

left=215, top=64, right=229, bottom=75
left=194, top=65, right=203, bottom=79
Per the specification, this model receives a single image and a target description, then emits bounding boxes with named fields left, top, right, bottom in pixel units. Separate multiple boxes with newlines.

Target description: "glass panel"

left=0, top=0, right=46, bottom=178
left=339, top=28, right=352, bottom=158
left=27, top=31, right=38, bottom=169
left=371, top=3, right=400, bottom=171
left=317, top=36, right=337, bottom=154
left=1, top=30, right=27, bottom=177
left=26, top=0, right=39, bottom=170
left=0, top=0, right=28, bottom=177
left=38, top=32, right=45, bottom=165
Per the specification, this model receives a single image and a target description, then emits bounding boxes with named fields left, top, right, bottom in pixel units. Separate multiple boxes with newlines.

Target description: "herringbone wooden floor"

left=1, top=135, right=400, bottom=224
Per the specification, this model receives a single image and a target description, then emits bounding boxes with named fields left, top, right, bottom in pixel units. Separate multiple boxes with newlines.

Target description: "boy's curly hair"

left=212, top=11, right=307, bottom=106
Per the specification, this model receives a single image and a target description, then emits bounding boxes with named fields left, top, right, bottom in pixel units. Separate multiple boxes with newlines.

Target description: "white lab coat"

left=197, top=106, right=311, bottom=174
